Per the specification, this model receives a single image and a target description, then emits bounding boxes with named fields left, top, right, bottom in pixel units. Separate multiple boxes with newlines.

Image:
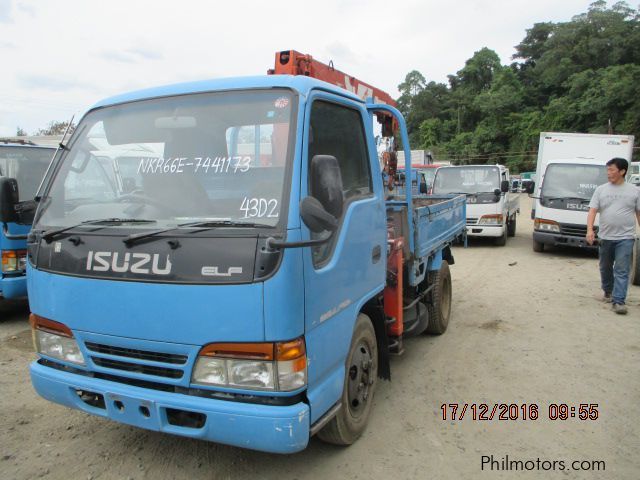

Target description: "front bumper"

left=0, top=274, right=27, bottom=299
left=466, top=225, right=504, bottom=238
left=30, top=361, right=310, bottom=453
left=533, top=231, right=596, bottom=249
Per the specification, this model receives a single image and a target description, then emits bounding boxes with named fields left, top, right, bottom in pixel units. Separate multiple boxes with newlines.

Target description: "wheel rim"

left=346, top=340, right=374, bottom=418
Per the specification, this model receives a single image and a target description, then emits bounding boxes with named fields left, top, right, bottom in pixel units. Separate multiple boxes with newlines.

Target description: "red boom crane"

left=268, top=50, right=397, bottom=137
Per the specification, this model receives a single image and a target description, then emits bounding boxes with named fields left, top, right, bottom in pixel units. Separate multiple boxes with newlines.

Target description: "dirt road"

left=1, top=196, right=638, bottom=479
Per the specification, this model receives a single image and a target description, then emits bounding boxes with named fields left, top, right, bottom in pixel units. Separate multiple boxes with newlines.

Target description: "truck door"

left=301, top=93, right=386, bottom=424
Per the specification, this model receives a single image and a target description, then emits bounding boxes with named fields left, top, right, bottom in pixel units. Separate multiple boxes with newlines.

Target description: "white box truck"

left=527, top=132, right=634, bottom=252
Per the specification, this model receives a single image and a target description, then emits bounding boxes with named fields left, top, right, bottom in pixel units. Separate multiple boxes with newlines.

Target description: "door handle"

left=372, top=245, right=382, bottom=263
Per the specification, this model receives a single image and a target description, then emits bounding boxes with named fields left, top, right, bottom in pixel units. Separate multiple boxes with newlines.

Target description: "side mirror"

left=300, top=197, right=338, bottom=233
left=501, top=180, right=510, bottom=193
left=0, top=177, right=20, bottom=223
left=310, top=155, right=344, bottom=218
left=525, top=182, right=535, bottom=194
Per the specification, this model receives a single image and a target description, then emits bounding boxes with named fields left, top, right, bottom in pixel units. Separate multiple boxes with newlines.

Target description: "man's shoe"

left=612, top=303, right=628, bottom=315
left=602, top=293, right=612, bottom=303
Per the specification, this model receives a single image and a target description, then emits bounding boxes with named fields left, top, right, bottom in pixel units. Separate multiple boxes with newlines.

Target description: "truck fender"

left=428, top=249, right=443, bottom=272
left=443, top=246, right=455, bottom=266
left=361, top=297, right=391, bottom=381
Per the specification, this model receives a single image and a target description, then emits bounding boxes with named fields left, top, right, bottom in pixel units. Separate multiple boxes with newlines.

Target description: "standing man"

left=586, top=157, right=640, bottom=314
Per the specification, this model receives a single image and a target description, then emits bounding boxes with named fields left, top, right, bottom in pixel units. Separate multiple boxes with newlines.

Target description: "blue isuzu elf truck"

left=0, top=141, right=55, bottom=300
left=0, top=52, right=466, bottom=453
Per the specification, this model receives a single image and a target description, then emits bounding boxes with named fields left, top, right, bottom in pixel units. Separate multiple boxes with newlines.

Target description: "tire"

left=507, top=214, right=516, bottom=237
left=317, top=313, right=378, bottom=445
left=631, top=238, right=640, bottom=286
left=426, top=261, right=452, bottom=335
left=533, top=239, right=544, bottom=252
left=495, top=224, right=507, bottom=246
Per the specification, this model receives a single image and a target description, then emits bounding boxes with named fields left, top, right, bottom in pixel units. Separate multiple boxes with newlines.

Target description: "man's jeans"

left=599, top=239, right=635, bottom=305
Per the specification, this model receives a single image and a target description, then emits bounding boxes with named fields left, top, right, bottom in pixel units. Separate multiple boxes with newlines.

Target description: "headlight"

left=30, top=314, right=85, bottom=365
left=192, top=338, right=306, bottom=392
left=2, top=249, right=27, bottom=273
left=534, top=218, right=560, bottom=232
left=478, top=214, right=503, bottom=225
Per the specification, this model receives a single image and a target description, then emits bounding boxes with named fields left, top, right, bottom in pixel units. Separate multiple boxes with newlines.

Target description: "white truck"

left=432, top=164, right=519, bottom=246
left=526, top=132, right=635, bottom=252
left=627, top=161, right=640, bottom=186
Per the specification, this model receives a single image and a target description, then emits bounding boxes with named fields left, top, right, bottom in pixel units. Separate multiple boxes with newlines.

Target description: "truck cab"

left=531, top=158, right=607, bottom=251
left=432, top=164, right=518, bottom=245
left=0, top=142, right=55, bottom=299
left=6, top=72, right=465, bottom=453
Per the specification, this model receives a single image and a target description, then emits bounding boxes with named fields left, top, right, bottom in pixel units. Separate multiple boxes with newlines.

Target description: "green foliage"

left=35, top=120, right=76, bottom=136
left=398, top=1, right=640, bottom=171
left=16, top=127, right=27, bottom=136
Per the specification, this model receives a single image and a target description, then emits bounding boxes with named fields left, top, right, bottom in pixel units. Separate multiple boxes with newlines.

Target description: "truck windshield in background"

left=0, top=146, right=54, bottom=201
left=540, top=164, right=607, bottom=207
left=35, top=90, right=295, bottom=230
left=432, top=166, right=500, bottom=195
left=418, top=168, right=437, bottom=191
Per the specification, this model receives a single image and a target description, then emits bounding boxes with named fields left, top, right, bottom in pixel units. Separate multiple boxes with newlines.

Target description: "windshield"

left=541, top=163, right=607, bottom=200
left=0, top=146, right=55, bottom=201
left=432, top=166, right=500, bottom=194
left=418, top=168, right=436, bottom=187
left=630, top=164, right=639, bottom=175
left=35, top=90, right=295, bottom=230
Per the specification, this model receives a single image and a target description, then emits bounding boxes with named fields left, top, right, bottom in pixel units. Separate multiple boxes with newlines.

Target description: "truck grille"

left=467, top=218, right=478, bottom=225
left=84, top=341, right=188, bottom=380
left=560, top=224, right=597, bottom=237
left=85, top=342, right=187, bottom=365
left=91, top=357, right=183, bottom=379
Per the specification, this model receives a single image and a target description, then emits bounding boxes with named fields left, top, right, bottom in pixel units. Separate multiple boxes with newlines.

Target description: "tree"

left=35, top=120, right=76, bottom=136
left=398, top=2, right=640, bottom=164
left=16, top=127, right=27, bottom=136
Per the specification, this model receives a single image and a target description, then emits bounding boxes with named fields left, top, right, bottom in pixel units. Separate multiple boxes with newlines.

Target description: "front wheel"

left=495, top=224, right=507, bottom=246
left=317, top=313, right=378, bottom=445
left=533, top=238, right=545, bottom=252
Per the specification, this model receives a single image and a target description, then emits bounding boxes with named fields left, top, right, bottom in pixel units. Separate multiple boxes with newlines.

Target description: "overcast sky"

left=0, top=0, right=603, bottom=136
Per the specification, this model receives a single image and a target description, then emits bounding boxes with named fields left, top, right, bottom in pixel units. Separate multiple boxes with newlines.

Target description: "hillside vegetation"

left=398, top=1, right=640, bottom=171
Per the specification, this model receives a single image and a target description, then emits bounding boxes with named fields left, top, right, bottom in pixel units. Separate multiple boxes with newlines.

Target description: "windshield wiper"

left=178, top=220, right=273, bottom=229
left=41, top=218, right=156, bottom=242
left=122, top=220, right=273, bottom=246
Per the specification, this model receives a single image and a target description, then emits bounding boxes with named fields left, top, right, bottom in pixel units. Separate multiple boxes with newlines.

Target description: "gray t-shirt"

left=589, top=182, right=640, bottom=240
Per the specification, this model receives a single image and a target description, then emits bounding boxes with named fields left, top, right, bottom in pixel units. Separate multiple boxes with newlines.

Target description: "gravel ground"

left=1, top=195, right=638, bottom=479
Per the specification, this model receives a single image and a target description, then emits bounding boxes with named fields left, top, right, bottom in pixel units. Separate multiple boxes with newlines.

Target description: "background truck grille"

left=85, top=342, right=187, bottom=365
left=560, top=224, right=597, bottom=237
left=466, top=218, right=478, bottom=225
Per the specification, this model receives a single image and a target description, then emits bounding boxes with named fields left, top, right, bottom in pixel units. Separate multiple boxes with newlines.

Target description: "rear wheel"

left=426, top=261, right=452, bottom=335
left=507, top=214, right=516, bottom=237
left=318, top=313, right=378, bottom=445
left=533, top=239, right=545, bottom=252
